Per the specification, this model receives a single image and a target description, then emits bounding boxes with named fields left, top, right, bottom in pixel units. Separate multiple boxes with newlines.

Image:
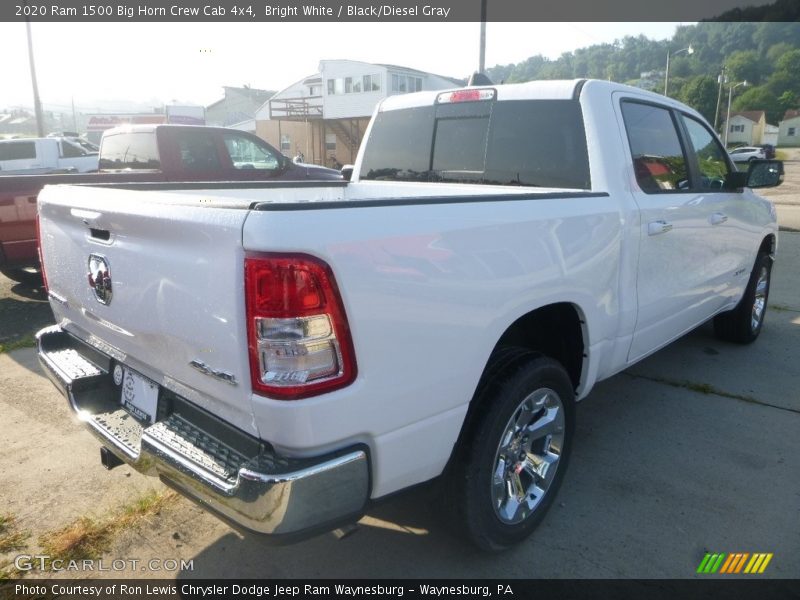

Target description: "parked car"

left=728, top=146, right=767, bottom=162
left=36, top=80, right=781, bottom=551
left=758, top=144, right=776, bottom=159
left=0, top=137, right=98, bottom=175
left=0, top=125, right=342, bottom=282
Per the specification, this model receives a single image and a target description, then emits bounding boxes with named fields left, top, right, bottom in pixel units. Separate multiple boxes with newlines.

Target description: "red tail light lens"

left=436, top=89, right=496, bottom=104
left=245, top=254, right=357, bottom=400
left=36, top=213, right=48, bottom=292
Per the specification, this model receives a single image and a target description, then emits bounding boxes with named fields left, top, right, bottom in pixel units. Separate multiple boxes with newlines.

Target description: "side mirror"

left=341, top=165, right=354, bottom=181
left=724, top=160, right=783, bottom=190
left=746, top=159, right=783, bottom=188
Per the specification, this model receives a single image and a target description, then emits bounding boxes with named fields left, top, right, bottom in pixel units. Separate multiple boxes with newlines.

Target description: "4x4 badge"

left=88, top=254, right=112, bottom=305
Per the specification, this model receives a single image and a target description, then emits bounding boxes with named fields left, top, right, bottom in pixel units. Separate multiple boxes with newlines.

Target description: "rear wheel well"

left=759, top=234, right=776, bottom=259
left=444, top=303, right=585, bottom=471
left=493, top=303, right=585, bottom=390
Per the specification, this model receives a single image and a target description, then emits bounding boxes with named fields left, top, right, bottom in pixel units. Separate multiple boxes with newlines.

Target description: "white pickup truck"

left=0, top=137, right=98, bottom=175
left=36, top=79, right=782, bottom=551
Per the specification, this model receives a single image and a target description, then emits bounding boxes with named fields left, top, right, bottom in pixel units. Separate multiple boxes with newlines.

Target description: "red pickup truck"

left=0, top=125, right=341, bottom=281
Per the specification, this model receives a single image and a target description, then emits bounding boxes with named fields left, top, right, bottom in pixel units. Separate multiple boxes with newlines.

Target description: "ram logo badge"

left=87, top=254, right=112, bottom=305
left=190, top=359, right=237, bottom=386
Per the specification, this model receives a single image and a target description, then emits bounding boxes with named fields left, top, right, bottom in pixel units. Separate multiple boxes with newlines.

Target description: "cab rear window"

left=359, top=99, right=591, bottom=190
left=99, top=133, right=161, bottom=170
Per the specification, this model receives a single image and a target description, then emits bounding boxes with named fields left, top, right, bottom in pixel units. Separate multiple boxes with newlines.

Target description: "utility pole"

left=714, top=68, right=726, bottom=131
left=664, top=46, right=693, bottom=97
left=478, top=0, right=486, bottom=73
left=25, top=16, right=45, bottom=137
left=724, top=81, right=748, bottom=148
left=71, top=97, right=77, bottom=132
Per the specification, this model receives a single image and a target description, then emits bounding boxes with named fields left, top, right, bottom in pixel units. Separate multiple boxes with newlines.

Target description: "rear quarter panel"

left=243, top=189, right=626, bottom=496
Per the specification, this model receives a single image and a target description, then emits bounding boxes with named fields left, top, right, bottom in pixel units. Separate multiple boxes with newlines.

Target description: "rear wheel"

left=447, top=352, right=575, bottom=551
left=713, top=251, right=771, bottom=343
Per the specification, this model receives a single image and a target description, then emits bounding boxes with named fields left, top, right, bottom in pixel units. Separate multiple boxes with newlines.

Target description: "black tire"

left=0, top=267, right=43, bottom=285
left=447, top=352, right=575, bottom=551
left=713, top=251, right=772, bottom=344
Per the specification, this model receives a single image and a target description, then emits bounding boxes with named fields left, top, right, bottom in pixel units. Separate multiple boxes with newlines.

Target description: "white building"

left=255, top=60, right=462, bottom=167
left=778, top=109, right=800, bottom=147
left=721, top=111, right=766, bottom=147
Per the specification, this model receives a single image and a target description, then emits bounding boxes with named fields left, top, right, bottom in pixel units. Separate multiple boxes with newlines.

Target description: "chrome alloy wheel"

left=491, top=387, right=565, bottom=525
left=751, top=266, right=769, bottom=332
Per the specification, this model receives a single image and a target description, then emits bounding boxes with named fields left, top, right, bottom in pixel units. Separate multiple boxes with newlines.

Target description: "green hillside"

left=486, top=22, right=800, bottom=126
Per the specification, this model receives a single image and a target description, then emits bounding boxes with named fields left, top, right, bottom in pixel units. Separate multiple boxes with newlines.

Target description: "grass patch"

left=769, top=303, right=800, bottom=313
left=775, top=150, right=789, bottom=161
left=626, top=372, right=800, bottom=415
left=683, top=381, right=715, bottom=395
left=0, top=334, right=37, bottom=354
left=38, top=490, right=178, bottom=565
left=0, top=514, right=30, bottom=554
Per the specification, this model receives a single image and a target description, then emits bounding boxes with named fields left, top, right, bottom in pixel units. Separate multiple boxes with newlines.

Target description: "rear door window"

left=172, top=129, right=222, bottom=172
left=620, top=101, right=689, bottom=193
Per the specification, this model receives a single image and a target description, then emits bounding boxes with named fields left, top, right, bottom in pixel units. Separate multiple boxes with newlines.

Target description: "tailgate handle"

left=90, top=228, right=111, bottom=241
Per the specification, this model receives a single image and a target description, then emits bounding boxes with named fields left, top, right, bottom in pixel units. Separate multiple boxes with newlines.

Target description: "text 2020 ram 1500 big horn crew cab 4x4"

left=35, top=80, right=782, bottom=550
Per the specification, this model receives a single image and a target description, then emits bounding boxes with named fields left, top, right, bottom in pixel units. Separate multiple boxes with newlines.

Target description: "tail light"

left=436, top=89, right=495, bottom=104
left=245, top=253, right=357, bottom=400
left=36, top=212, right=48, bottom=292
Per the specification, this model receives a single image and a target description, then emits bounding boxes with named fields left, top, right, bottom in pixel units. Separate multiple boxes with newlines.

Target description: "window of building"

left=370, top=74, right=381, bottom=91
left=345, top=77, right=352, bottom=93
left=325, top=133, right=336, bottom=151
left=789, top=127, right=797, bottom=137
left=621, top=101, right=689, bottom=193
left=390, top=74, right=421, bottom=94
left=280, top=134, right=291, bottom=151
left=327, top=80, right=335, bottom=95
left=730, top=124, right=745, bottom=133
left=308, top=85, right=318, bottom=96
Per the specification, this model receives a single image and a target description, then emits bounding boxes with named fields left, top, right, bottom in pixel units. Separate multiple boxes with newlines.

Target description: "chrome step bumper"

left=36, top=325, right=369, bottom=538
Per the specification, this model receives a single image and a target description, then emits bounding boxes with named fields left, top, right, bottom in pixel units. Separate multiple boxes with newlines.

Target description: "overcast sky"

left=0, top=22, right=681, bottom=112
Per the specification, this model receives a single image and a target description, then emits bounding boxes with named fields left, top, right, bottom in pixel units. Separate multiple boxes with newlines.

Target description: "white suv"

left=729, top=146, right=767, bottom=162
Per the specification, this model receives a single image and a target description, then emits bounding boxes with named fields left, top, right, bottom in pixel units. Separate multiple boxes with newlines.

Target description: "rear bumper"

left=36, top=325, right=369, bottom=539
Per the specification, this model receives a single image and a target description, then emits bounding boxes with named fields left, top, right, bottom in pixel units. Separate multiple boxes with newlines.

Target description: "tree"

left=778, top=91, right=799, bottom=115
left=766, top=42, right=795, bottom=65
left=725, top=50, right=765, bottom=85
left=733, top=86, right=782, bottom=124
left=679, top=76, right=719, bottom=123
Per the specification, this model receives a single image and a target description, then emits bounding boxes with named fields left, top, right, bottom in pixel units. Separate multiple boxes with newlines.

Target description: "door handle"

left=648, top=220, right=673, bottom=236
left=710, top=212, right=728, bottom=225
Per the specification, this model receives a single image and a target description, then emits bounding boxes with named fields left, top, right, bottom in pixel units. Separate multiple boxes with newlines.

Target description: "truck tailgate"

left=37, top=184, right=258, bottom=435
